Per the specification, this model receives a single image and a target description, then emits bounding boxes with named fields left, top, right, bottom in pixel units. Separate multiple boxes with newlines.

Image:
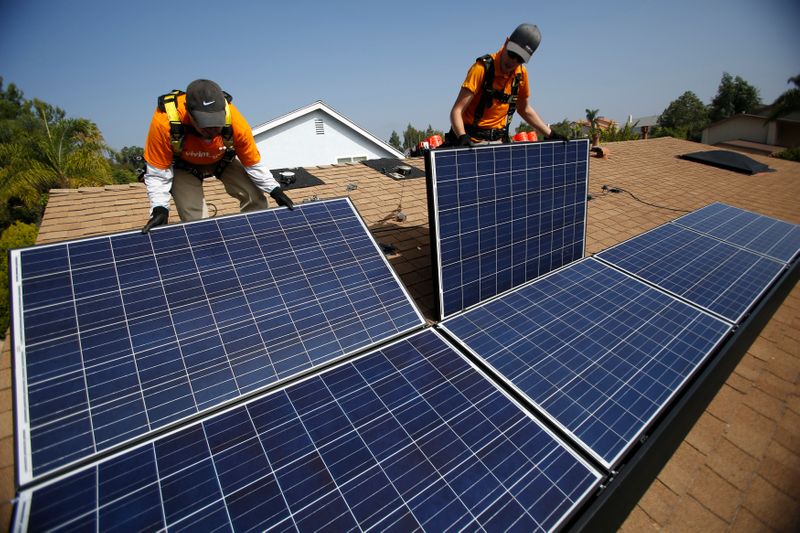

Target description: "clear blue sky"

left=2, top=0, right=798, bottom=151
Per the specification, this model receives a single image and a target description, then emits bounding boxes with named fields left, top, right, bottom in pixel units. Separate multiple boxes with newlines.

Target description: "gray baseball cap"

left=506, top=24, right=541, bottom=63
left=186, top=79, right=226, bottom=128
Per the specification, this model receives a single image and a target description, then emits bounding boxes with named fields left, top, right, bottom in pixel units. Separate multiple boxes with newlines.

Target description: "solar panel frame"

left=12, top=329, right=603, bottom=532
left=439, top=258, right=733, bottom=469
left=10, top=198, right=426, bottom=487
left=671, top=202, right=800, bottom=263
left=594, top=222, right=786, bottom=324
left=426, top=140, right=589, bottom=321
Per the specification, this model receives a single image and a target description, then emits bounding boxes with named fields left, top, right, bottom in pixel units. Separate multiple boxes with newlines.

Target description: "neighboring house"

left=3, top=138, right=799, bottom=530
left=702, top=106, right=800, bottom=155
left=575, top=116, right=618, bottom=136
left=251, top=100, right=404, bottom=169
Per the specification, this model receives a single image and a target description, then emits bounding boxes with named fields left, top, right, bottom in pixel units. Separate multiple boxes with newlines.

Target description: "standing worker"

left=445, top=24, right=569, bottom=146
left=141, top=79, right=294, bottom=233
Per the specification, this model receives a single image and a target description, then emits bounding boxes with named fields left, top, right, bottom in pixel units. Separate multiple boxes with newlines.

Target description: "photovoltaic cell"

left=595, top=223, right=785, bottom=324
left=672, top=202, right=800, bottom=263
left=427, top=140, right=589, bottom=319
left=440, top=258, right=731, bottom=468
left=13, top=329, right=602, bottom=532
left=10, top=198, right=425, bottom=485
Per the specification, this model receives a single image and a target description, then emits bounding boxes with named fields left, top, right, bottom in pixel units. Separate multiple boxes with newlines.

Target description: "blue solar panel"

left=672, top=202, right=800, bottom=263
left=427, top=140, right=589, bottom=319
left=13, top=329, right=602, bottom=532
left=440, top=258, right=731, bottom=468
left=595, top=223, right=785, bottom=323
left=10, top=198, right=425, bottom=485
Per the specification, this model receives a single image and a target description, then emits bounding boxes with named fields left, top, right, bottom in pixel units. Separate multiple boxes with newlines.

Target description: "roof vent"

left=315, top=118, right=324, bottom=135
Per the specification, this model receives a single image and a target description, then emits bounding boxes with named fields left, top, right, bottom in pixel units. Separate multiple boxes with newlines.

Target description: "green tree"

left=402, top=123, right=424, bottom=152
left=0, top=221, right=39, bottom=337
left=108, top=145, right=145, bottom=184
left=422, top=124, right=444, bottom=139
left=765, top=74, right=800, bottom=123
left=515, top=122, right=534, bottom=133
left=657, top=91, right=709, bottom=141
left=0, top=78, right=34, bottom=144
left=547, top=119, right=578, bottom=140
left=0, top=102, right=113, bottom=223
left=388, top=130, right=402, bottom=150
left=600, top=122, right=639, bottom=142
left=709, top=72, right=761, bottom=122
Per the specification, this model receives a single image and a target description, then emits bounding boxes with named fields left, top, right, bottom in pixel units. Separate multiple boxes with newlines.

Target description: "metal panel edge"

left=9, top=249, right=33, bottom=487
left=424, top=148, right=445, bottom=321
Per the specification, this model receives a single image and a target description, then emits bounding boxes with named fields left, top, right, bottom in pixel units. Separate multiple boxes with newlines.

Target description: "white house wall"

left=702, top=116, right=776, bottom=145
left=253, top=110, right=396, bottom=169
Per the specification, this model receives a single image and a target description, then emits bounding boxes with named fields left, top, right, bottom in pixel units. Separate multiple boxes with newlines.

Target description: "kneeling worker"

left=445, top=24, right=569, bottom=146
left=142, top=79, right=294, bottom=233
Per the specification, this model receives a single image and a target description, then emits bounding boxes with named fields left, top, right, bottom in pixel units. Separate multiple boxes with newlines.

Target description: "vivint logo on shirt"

left=184, top=146, right=226, bottom=158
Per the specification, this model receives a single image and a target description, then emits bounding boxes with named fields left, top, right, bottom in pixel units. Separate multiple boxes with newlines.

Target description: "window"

left=315, top=118, right=324, bottom=134
left=337, top=155, right=368, bottom=164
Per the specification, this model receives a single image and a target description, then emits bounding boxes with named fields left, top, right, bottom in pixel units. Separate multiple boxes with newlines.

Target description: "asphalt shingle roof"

left=1, top=137, right=798, bottom=530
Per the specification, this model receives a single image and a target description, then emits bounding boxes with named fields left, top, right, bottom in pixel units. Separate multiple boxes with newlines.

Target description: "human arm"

left=516, top=95, right=552, bottom=137
left=243, top=160, right=294, bottom=209
left=227, top=104, right=293, bottom=208
left=516, top=95, right=569, bottom=142
left=450, top=87, right=475, bottom=138
left=141, top=164, right=173, bottom=233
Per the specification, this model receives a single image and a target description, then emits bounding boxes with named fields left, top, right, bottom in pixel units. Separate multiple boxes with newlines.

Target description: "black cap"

left=507, top=24, right=541, bottom=63
left=185, top=79, right=226, bottom=128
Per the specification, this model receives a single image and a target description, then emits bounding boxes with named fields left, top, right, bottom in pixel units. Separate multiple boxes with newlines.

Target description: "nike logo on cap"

left=203, top=100, right=215, bottom=106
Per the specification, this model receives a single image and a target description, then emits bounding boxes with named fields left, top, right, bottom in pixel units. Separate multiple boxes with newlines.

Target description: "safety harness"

left=469, top=54, right=523, bottom=142
left=157, top=90, right=236, bottom=180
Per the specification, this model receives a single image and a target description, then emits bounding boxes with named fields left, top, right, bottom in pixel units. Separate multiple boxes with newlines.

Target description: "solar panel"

left=10, top=198, right=425, bottom=485
left=672, top=202, right=800, bottom=263
left=440, top=258, right=731, bottom=468
left=426, top=140, right=589, bottom=320
left=13, top=329, right=602, bottom=532
left=594, top=223, right=785, bottom=324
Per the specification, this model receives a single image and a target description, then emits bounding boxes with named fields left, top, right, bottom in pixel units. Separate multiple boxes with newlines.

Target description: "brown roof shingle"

left=2, top=137, right=798, bottom=529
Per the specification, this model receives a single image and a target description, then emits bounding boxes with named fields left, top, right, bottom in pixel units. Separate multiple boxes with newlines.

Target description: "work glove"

left=458, top=134, right=472, bottom=147
left=545, top=131, right=570, bottom=143
left=270, top=187, right=295, bottom=210
left=141, top=206, right=168, bottom=234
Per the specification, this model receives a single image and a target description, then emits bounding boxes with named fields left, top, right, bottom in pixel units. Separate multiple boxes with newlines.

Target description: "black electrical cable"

left=599, top=185, right=690, bottom=213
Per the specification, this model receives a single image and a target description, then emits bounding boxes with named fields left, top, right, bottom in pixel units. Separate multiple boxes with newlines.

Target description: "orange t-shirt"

left=144, top=94, right=261, bottom=169
left=461, top=50, right=530, bottom=130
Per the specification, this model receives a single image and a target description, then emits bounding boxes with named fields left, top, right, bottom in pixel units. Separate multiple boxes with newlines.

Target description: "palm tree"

left=585, top=108, right=600, bottom=146
left=765, top=75, right=800, bottom=123
left=0, top=104, right=113, bottom=222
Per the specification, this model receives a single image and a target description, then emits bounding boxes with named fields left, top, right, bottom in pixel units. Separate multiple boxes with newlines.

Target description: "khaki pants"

left=171, top=158, right=269, bottom=222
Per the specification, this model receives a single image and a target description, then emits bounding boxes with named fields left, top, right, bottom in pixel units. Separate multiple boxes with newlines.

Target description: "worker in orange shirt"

left=445, top=24, right=569, bottom=146
left=141, top=79, right=293, bottom=233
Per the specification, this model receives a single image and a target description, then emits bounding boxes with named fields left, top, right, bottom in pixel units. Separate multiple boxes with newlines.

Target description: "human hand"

left=458, top=134, right=472, bottom=147
left=270, top=187, right=295, bottom=210
left=545, top=130, right=570, bottom=143
left=141, top=206, right=168, bottom=234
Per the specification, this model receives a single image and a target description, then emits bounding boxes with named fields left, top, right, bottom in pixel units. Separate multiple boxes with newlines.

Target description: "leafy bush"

left=0, top=222, right=38, bottom=337
left=600, top=122, right=640, bottom=142
left=773, top=147, right=800, bottom=162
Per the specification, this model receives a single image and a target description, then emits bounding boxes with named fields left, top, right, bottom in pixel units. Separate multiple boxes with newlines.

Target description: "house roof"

left=251, top=100, right=405, bottom=159
left=1, top=138, right=799, bottom=529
